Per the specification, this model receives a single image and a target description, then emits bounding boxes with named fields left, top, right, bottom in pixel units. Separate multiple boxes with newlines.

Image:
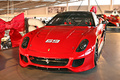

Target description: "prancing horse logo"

left=45, top=59, right=49, bottom=64
left=48, top=48, right=50, bottom=51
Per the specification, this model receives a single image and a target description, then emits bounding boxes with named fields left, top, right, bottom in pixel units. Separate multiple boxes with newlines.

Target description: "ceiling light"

left=8, top=0, right=28, bottom=1
left=70, top=0, right=80, bottom=1
left=57, top=1, right=61, bottom=3
left=0, top=9, right=5, bottom=11
left=35, top=4, right=46, bottom=7
left=54, top=3, right=58, bottom=5
left=35, top=5, right=40, bottom=8
left=31, top=0, right=40, bottom=1
left=42, top=0, right=56, bottom=2
left=22, top=8, right=29, bottom=10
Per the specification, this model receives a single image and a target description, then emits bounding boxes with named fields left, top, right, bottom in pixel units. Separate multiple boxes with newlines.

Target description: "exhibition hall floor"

left=0, top=27, right=120, bottom=80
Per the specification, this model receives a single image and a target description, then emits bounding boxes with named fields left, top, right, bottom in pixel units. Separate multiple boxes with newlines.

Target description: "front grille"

left=29, top=56, right=69, bottom=66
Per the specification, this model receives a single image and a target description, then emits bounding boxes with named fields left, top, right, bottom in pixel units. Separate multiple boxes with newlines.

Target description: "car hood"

left=28, top=26, right=93, bottom=56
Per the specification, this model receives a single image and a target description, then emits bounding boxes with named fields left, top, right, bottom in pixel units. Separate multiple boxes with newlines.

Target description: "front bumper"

left=19, top=49, right=95, bottom=72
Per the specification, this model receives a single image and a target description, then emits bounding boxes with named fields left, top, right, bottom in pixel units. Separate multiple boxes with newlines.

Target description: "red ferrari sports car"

left=19, top=11, right=106, bottom=72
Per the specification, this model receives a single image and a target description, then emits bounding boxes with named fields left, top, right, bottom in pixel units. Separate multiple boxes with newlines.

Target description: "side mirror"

left=102, top=21, right=106, bottom=24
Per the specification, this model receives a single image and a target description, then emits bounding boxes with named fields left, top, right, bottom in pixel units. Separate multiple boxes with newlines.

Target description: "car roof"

left=55, top=11, right=93, bottom=18
left=60, top=11, right=92, bottom=14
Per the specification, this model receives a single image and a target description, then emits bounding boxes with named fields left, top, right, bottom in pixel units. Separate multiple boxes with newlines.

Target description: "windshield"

left=47, top=12, right=95, bottom=26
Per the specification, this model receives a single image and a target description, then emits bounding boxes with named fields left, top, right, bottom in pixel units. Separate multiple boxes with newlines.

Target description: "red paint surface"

left=19, top=12, right=106, bottom=72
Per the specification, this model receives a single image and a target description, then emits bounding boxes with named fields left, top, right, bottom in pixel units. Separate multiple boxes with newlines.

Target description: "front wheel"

left=94, top=42, right=98, bottom=66
left=104, top=31, right=106, bottom=41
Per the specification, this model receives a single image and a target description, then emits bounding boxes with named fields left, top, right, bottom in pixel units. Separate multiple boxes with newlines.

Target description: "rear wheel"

left=105, top=24, right=107, bottom=31
left=104, top=31, right=106, bottom=41
left=94, top=42, right=98, bottom=66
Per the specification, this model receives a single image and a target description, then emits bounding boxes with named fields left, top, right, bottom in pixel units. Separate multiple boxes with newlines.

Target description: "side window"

left=92, top=12, right=99, bottom=26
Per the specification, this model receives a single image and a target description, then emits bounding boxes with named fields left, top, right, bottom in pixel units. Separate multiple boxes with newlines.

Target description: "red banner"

left=0, top=13, right=25, bottom=50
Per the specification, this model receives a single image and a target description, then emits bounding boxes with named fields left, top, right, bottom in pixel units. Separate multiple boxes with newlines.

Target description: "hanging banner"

left=0, top=13, right=25, bottom=50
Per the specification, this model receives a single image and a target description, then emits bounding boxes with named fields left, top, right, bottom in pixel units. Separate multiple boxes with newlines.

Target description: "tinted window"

left=47, top=12, right=95, bottom=26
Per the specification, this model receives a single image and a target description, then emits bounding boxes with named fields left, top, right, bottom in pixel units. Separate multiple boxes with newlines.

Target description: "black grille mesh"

left=72, top=58, right=84, bottom=67
left=29, top=65, right=70, bottom=72
left=29, top=56, right=69, bottom=66
left=20, top=54, right=28, bottom=63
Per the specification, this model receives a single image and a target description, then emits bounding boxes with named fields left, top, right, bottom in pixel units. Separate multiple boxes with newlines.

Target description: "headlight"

left=21, top=37, right=29, bottom=49
left=76, top=39, right=89, bottom=52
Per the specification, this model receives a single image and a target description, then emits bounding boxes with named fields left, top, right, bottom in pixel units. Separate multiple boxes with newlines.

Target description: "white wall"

left=0, top=5, right=120, bottom=21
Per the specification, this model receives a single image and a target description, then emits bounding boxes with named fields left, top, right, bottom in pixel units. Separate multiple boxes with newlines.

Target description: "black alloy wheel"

left=94, top=42, right=98, bottom=66
left=104, top=31, right=106, bottom=41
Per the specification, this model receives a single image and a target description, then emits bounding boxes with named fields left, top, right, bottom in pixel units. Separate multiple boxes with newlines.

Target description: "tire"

left=105, top=25, right=107, bottom=31
left=104, top=31, right=106, bottom=41
left=94, top=42, right=98, bottom=66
